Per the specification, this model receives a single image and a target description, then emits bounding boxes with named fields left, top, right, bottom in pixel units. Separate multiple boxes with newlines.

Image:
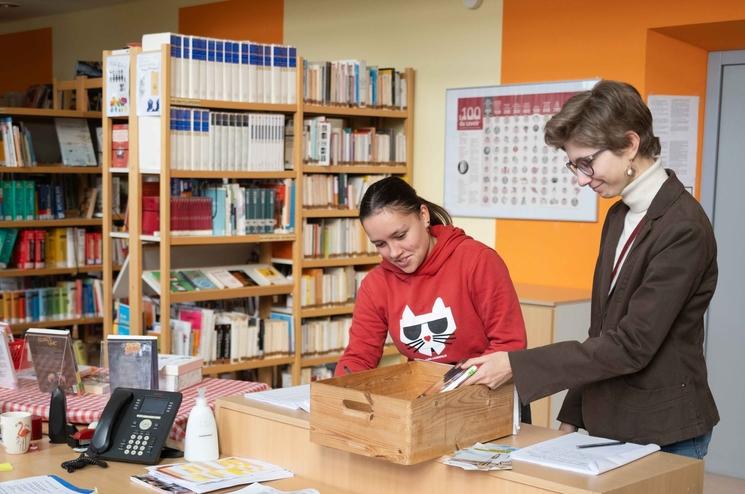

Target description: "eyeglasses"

left=565, top=149, right=607, bottom=177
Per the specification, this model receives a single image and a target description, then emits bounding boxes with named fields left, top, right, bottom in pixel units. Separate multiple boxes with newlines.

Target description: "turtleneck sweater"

left=610, top=159, right=668, bottom=292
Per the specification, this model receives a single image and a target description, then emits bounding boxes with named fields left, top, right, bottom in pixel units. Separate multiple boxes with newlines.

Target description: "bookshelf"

left=0, top=77, right=104, bottom=346
left=102, top=38, right=413, bottom=385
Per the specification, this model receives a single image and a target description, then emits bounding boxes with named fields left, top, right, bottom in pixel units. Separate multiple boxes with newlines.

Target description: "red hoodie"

left=336, top=225, right=526, bottom=374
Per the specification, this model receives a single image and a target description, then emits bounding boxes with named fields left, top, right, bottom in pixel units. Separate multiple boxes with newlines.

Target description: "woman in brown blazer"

left=463, top=80, right=719, bottom=459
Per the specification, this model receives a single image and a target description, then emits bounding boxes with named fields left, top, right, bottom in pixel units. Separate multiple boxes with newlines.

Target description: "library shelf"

left=109, top=167, right=130, bottom=174
left=169, top=284, right=295, bottom=303
left=0, top=265, right=103, bottom=278
left=303, top=104, right=407, bottom=119
left=201, top=355, right=295, bottom=375
left=300, top=303, right=355, bottom=318
left=300, top=345, right=400, bottom=367
left=302, top=208, right=359, bottom=218
left=0, top=107, right=101, bottom=119
left=8, top=316, right=104, bottom=332
left=0, top=218, right=103, bottom=228
left=170, top=233, right=296, bottom=246
left=111, top=213, right=126, bottom=222
left=302, top=255, right=380, bottom=268
left=0, top=165, right=102, bottom=174
left=169, top=170, right=296, bottom=180
left=109, top=232, right=161, bottom=242
left=171, top=97, right=296, bottom=114
left=303, top=164, right=408, bottom=175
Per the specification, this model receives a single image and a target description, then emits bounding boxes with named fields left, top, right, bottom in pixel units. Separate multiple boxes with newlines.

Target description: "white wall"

left=285, top=0, right=504, bottom=245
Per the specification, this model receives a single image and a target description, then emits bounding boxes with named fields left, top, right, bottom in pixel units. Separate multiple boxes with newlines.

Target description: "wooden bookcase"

left=102, top=45, right=414, bottom=385
left=0, top=78, right=104, bottom=346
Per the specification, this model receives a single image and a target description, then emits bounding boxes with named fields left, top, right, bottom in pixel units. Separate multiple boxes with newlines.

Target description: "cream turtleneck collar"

left=620, top=158, right=667, bottom=213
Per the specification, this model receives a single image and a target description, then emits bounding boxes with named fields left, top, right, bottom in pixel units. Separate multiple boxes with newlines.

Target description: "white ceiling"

left=0, top=0, right=141, bottom=23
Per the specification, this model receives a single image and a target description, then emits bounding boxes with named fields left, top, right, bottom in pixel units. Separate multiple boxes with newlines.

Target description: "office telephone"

left=62, top=388, right=182, bottom=471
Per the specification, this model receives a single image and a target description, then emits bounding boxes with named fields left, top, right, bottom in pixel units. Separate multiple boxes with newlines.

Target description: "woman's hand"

left=461, top=352, right=513, bottom=389
left=559, top=422, right=578, bottom=433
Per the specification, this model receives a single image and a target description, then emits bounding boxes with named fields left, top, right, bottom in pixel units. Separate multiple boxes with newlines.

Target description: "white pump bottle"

left=184, top=387, right=219, bottom=462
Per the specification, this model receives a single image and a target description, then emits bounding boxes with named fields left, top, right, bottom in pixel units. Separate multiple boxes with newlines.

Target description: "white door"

left=701, top=50, right=745, bottom=478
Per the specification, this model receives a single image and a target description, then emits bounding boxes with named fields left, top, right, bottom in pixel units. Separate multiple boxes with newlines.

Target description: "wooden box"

left=309, top=361, right=514, bottom=465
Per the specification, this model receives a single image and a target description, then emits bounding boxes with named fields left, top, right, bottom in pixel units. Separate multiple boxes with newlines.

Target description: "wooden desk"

left=0, top=441, right=343, bottom=493
left=216, top=395, right=704, bottom=494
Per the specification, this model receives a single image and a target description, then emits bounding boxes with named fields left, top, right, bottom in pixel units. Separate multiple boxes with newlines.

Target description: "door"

left=700, top=50, right=745, bottom=478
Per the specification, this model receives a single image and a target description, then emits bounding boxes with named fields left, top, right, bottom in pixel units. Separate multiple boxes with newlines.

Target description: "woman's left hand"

left=461, top=352, right=513, bottom=389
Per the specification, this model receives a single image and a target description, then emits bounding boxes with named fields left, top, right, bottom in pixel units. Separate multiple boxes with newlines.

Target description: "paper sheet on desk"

left=244, top=384, right=310, bottom=412
left=510, top=432, right=660, bottom=475
left=0, top=475, right=97, bottom=494
left=233, top=483, right=319, bottom=494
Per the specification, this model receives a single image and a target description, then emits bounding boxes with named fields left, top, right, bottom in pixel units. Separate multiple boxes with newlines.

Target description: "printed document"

left=244, top=384, right=310, bottom=412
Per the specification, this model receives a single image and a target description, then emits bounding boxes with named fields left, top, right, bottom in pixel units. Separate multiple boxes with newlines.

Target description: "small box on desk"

left=158, top=354, right=203, bottom=391
left=309, top=361, right=513, bottom=465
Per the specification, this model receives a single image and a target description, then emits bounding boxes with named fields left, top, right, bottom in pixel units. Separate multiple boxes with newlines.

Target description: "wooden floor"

left=704, top=472, right=745, bottom=493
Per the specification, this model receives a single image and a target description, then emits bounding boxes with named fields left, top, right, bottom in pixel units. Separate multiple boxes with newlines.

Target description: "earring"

left=625, top=166, right=635, bottom=177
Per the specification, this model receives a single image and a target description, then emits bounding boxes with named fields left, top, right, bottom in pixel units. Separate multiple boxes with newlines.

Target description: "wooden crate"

left=309, top=361, right=514, bottom=465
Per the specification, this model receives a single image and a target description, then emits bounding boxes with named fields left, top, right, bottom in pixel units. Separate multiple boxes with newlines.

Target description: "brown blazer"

left=510, top=171, right=719, bottom=445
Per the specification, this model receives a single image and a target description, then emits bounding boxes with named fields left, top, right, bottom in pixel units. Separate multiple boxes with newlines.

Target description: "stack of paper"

left=510, top=432, right=660, bottom=475
left=244, top=384, right=310, bottom=413
left=143, top=457, right=293, bottom=493
left=443, top=442, right=518, bottom=471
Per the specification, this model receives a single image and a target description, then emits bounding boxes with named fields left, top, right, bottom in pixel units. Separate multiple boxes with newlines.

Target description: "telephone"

left=62, top=388, right=183, bottom=472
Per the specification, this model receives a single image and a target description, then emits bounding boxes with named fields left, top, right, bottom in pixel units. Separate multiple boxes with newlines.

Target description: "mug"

left=1, top=411, right=32, bottom=454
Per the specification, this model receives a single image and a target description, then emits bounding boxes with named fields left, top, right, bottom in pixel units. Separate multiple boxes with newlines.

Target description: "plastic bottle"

left=184, top=387, right=219, bottom=462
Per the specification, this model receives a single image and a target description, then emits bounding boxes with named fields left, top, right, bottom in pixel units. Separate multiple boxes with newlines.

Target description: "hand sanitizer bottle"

left=184, top=387, right=219, bottom=462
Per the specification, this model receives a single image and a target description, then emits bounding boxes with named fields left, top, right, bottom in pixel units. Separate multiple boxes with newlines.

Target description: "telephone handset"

left=89, top=387, right=182, bottom=465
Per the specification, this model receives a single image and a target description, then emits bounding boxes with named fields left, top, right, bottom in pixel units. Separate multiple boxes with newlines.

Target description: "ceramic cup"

left=1, top=411, right=32, bottom=454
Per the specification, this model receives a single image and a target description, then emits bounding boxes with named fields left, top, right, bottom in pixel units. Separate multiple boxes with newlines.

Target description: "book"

left=0, top=322, right=18, bottom=389
left=245, top=264, right=288, bottom=286
left=107, top=335, right=159, bottom=390
left=180, top=269, right=218, bottom=290
left=25, top=328, right=82, bottom=394
left=0, top=474, right=98, bottom=493
left=130, top=474, right=197, bottom=494
left=227, top=269, right=258, bottom=287
left=54, top=118, right=97, bottom=166
left=81, top=367, right=110, bottom=394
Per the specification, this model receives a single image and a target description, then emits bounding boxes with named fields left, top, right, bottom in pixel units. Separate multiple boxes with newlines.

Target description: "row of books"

left=303, top=60, right=408, bottom=109
left=0, top=178, right=100, bottom=221
left=142, top=32, right=297, bottom=104
left=302, top=218, right=377, bottom=258
left=300, top=266, right=368, bottom=307
left=0, top=117, right=100, bottom=168
left=170, top=108, right=288, bottom=171
left=281, top=365, right=334, bottom=387
left=300, top=316, right=352, bottom=355
left=0, top=278, right=103, bottom=323
left=142, top=195, right=211, bottom=236
left=0, top=228, right=102, bottom=270
left=303, top=116, right=406, bottom=165
left=142, top=264, right=289, bottom=295
left=302, top=173, right=385, bottom=209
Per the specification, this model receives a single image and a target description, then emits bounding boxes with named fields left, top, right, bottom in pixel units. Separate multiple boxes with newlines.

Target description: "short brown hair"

left=544, top=80, right=661, bottom=159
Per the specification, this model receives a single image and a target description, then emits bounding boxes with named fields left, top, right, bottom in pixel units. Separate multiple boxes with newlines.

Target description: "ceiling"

left=0, top=0, right=140, bottom=23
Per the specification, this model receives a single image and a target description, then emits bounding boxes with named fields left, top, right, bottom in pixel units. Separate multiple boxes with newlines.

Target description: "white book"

left=215, top=112, right=226, bottom=170
left=170, top=319, right=192, bottom=356
left=232, top=183, right=246, bottom=234
left=194, top=36, right=207, bottom=99
left=262, top=44, right=271, bottom=103
left=55, top=118, right=96, bottom=166
left=200, top=110, right=210, bottom=170
left=199, top=308, right=215, bottom=364
left=222, top=40, right=232, bottom=102
left=249, top=42, right=260, bottom=103
left=270, top=44, right=280, bottom=104
left=241, top=114, right=250, bottom=170
left=215, top=40, right=225, bottom=101
left=287, top=46, right=297, bottom=104
left=208, top=112, right=217, bottom=170
left=239, top=42, right=250, bottom=102
left=188, top=108, right=198, bottom=170
left=230, top=41, right=240, bottom=102
left=226, top=113, right=235, bottom=170
left=181, top=35, right=192, bottom=99
left=206, top=38, right=216, bottom=100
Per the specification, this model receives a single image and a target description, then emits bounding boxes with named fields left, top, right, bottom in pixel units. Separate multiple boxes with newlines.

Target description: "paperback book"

left=25, top=328, right=82, bottom=394
left=107, top=335, right=159, bottom=390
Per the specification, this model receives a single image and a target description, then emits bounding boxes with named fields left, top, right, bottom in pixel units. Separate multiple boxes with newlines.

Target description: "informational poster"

left=137, top=51, right=162, bottom=116
left=444, top=80, right=598, bottom=221
left=647, top=95, right=699, bottom=195
left=105, top=53, right=130, bottom=117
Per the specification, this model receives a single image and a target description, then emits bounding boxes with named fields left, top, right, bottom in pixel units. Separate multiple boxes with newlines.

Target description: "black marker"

left=576, top=440, right=625, bottom=449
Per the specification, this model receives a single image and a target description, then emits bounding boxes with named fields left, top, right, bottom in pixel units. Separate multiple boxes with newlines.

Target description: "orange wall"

left=0, top=28, right=52, bottom=94
left=179, top=0, right=283, bottom=43
left=499, top=0, right=745, bottom=290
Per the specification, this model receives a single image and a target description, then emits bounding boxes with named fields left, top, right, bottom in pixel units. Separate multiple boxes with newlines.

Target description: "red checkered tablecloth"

left=0, top=377, right=268, bottom=441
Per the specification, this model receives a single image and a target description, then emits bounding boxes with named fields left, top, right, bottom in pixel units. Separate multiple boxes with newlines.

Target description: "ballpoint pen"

left=576, top=440, right=625, bottom=449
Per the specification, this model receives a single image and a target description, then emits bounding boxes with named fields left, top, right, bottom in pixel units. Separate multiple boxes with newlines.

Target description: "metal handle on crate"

left=341, top=399, right=374, bottom=422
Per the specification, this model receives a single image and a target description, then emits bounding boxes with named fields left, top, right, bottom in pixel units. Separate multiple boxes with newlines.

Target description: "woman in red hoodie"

left=336, top=176, right=527, bottom=377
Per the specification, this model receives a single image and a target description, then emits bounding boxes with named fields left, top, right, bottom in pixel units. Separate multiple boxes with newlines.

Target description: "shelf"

left=303, top=104, right=408, bottom=118
left=201, top=355, right=295, bottom=375
left=171, top=98, right=296, bottom=113
left=111, top=213, right=126, bottom=222
left=302, top=208, right=359, bottom=218
left=170, top=233, right=295, bottom=245
left=170, top=169, right=296, bottom=180
left=302, top=255, right=380, bottom=268
left=300, top=345, right=401, bottom=367
left=301, top=303, right=355, bottom=318
left=109, top=232, right=161, bottom=242
left=169, top=283, right=294, bottom=303
left=109, top=167, right=130, bottom=174
left=0, top=265, right=103, bottom=278
left=0, top=165, right=102, bottom=174
left=0, top=107, right=101, bottom=118
left=0, top=218, right=102, bottom=228
left=303, top=164, right=407, bottom=174
left=8, top=316, right=104, bottom=332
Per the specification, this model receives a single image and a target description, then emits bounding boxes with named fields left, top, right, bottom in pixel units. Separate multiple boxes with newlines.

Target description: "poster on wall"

left=444, top=79, right=599, bottom=221
left=647, top=95, right=698, bottom=196
left=105, top=53, right=130, bottom=117
left=136, top=51, right=162, bottom=117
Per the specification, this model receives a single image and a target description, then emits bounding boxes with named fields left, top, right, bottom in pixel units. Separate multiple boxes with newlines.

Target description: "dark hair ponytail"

left=359, top=176, right=452, bottom=226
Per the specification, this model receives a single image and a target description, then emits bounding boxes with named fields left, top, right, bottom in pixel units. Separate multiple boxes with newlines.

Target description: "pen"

left=576, top=440, right=626, bottom=449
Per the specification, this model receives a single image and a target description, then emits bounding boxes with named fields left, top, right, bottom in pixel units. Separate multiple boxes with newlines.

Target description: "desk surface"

left=216, top=395, right=704, bottom=494
left=0, top=441, right=343, bottom=493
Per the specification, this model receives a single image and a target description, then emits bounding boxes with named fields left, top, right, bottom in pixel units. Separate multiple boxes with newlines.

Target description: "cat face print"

left=399, top=297, right=457, bottom=356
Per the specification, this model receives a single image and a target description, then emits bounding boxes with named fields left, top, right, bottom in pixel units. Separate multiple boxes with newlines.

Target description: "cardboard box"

left=310, top=361, right=514, bottom=465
